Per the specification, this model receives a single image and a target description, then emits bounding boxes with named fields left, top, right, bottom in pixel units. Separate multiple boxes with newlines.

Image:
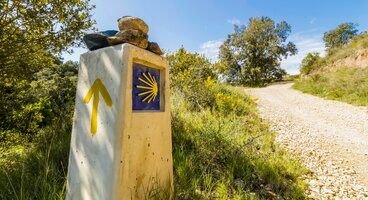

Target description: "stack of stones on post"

left=83, top=16, right=163, bottom=55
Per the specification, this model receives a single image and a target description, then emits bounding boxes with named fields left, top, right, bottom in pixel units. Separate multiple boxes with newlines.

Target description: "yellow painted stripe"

left=84, top=82, right=96, bottom=103
left=91, top=91, right=99, bottom=135
left=147, top=72, right=155, bottom=84
left=148, top=93, right=156, bottom=103
left=98, top=80, right=112, bottom=107
left=138, top=77, right=153, bottom=87
left=136, top=85, right=152, bottom=90
left=84, top=78, right=113, bottom=136
left=142, top=92, right=154, bottom=102
left=138, top=90, right=153, bottom=96
left=143, top=73, right=154, bottom=85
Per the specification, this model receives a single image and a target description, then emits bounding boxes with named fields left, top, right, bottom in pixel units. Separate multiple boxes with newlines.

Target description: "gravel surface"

left=246, top=83, right=368, bottom=199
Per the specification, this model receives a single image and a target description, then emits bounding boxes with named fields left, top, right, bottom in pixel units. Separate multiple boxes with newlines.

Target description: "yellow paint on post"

left=136, top=72, right=158, bottom=103
left=66, top=44, right=173, bottom=200
left=84, top=78, right=112, bottom=135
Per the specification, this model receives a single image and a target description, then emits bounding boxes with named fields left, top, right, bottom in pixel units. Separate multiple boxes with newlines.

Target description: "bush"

left=168, top=48, right=307, bottom=199
left=0, top=48, right=308, bottom=199
left=0, top=61, right=78, bottom=199
left=171, top=82, right=307, bottom=199
left=294, top=67, right=368, bottom=106
left=300, top=52, right=321, bottom=75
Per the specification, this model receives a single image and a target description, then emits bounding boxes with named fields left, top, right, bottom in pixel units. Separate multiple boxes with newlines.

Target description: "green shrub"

left=168, top=48, right=307, bottom=199
left=300, top=52, right=321, bottom=75
left=171, top=82, right=307, bottom=199
left=0, top=61, right=78, bottom=199
left=0, top=49, right=308, bottom=199
left=294, top=67, right=368, bottom=106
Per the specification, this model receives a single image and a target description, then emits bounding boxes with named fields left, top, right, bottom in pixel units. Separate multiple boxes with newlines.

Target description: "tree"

left=0, top=61, right=78, bottom=136
left=0, top=0, right=95, bottom=80
left=0, top=61, right=79, bottom=198
left=218, top=17, right=297, bottom=86
left=167, top=47, right=217, bottom=86
left=300, top=52, right=320, bottom=75
left=323, top=23, right=358, bottom=49
left=166, top=47, right=218, bottom=109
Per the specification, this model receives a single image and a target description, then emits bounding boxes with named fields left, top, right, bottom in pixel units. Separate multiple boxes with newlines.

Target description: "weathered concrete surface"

left=66, top=43, right=173, bottom=200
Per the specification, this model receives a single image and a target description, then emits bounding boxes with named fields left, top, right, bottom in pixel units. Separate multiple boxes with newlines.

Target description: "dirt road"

left=246, top=83, right=368, bottom=199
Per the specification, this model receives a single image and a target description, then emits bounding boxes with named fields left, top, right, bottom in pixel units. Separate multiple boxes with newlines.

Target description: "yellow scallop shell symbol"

left=136, top=72, right=158, bottom=103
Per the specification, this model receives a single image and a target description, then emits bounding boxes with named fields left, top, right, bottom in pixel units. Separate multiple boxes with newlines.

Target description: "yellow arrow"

left=84, top=78, right=112, bottom=135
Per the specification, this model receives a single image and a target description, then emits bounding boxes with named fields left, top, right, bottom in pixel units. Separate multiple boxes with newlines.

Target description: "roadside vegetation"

left=294, top=23, right=368, bottom=106
left=168, top=49, right=308, bottom=199
left=1, top=0, right=94, bottom=199
left=0, top=1, right=308, bottom=199
left=0, top=51, right=309, bottom=199
left=294, top=67, right=368, bottom=106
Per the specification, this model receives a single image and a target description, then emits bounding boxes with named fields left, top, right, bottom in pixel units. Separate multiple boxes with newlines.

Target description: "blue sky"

left=63, top=0, right=368, bottom=74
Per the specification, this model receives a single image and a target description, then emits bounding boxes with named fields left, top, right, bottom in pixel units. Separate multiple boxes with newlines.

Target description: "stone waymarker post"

left=66, top=43, right=173, bottom=200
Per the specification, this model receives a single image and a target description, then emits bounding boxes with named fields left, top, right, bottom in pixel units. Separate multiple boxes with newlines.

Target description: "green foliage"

left=323, top=23, right=358, bottom=50
left=281, top=74, right=299, bottom=82
left=347, top=32, right=368, bottom=49
left=294, top=67, right=368, bottom=106
left=298, top=32, right=368, bottom=75
left=219, top=16, right=296, bottom=86
left=0, top=47, right=307, bottom=199
left=0, top=61, right=78, bottom=137
left=300, top=52, right=321, bottom=75
left=167, top=47, right=218, bottom=110
left=168, top=49, right=308, bottom=199
left=171, top=81, right=308, bottom=199
left=0, top=0, right=95, bottom=81
left=0, top=62, right=78, bottom=199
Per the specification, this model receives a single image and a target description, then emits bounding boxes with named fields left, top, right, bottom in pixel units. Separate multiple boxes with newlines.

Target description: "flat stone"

left=146, top=41, right=163, bottom=55
left=83, top=30, right=118, bottom=50
left=107, top=30, right=148, bottom=49
left=118, top=16, right=149, bottom=34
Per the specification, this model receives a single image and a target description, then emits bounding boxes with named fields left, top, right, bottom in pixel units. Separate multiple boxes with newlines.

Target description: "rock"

left=117, top=16, right=149, bottom=34
left=248, top=83, right=368, bottom=199
left=107, top=29, right=148, bottom=49
left=146, top=41, right=163, bottom=55
left=83, top=30, right=118, bottom=50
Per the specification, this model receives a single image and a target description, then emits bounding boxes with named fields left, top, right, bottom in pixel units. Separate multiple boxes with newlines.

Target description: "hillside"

left=294, top=33, right=368, bottom=106
left=317, top=33, right=368, bottom=71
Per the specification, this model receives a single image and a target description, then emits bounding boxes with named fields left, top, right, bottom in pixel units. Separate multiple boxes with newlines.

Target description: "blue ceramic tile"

left=132, top=63, right=161, bottom=111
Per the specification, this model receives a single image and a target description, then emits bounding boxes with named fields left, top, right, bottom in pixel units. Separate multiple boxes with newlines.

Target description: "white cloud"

left=281, top=32, right=326, bottom=75
left=199, top=32, right=326, bottom=75
left=199, top=39, right=224, bottom=61
left=227, top=18, right=240, bottom=25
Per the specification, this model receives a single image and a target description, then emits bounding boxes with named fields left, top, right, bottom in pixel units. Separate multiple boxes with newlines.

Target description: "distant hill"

left=294, top=33, right=368, bottom=106
left=312, top=33, right=368, bottom=74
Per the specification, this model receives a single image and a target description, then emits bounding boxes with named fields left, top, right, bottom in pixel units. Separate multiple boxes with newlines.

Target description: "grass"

left=293, top=67, right=368, bottom=106
left=322, top=34, right=368, bottom=69
left=294, top=33, right=368, bottom=106
left=0, top=124, right=71, bottom=199
left=171, top=84, right=308, bottom=199
left=0, top=82, right=308, bottom=199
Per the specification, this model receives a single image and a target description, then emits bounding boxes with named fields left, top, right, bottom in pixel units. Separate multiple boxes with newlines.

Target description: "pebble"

left=247, top=83, right=368, bottom=199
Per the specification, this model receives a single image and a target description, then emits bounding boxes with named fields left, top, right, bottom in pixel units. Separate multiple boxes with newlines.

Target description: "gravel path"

left=246, top=83, right=368, bottom=199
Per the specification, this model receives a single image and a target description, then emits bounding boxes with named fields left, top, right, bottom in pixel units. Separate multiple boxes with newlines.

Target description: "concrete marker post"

left=66, top=43, right=173, bottom=200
